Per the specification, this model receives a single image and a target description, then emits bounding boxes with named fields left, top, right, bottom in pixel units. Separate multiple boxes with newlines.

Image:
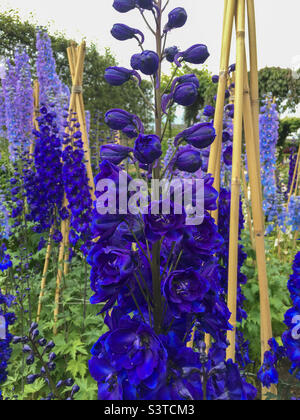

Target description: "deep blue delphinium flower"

left=143, top=200, right=186, bottom=243
left=163, top=267, right=211, bottom=317
left=0, top=244, right=12, bottom=272
left=88, top=245, right=135, bottom=310
left=257, top=351, right=279, bottom=388
left=0, top=290, right=15, bottom=389
left=89, top=309, right=168, bottom=400
left=24, top=106, right=64, bottom=233
left=282, top=252, right=300, bottom=378
left=223, top=145, right=233, bottom=166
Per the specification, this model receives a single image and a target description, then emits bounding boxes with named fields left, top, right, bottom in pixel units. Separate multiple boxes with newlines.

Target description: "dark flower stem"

left=152, top=0, right=163, bottom=335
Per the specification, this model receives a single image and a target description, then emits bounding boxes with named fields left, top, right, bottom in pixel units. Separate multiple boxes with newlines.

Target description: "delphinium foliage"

left=257, top=252, right=300, bottom=397
left=12, top=323, right=79, bottom=401
left=88, top=1, right=256, bottom=400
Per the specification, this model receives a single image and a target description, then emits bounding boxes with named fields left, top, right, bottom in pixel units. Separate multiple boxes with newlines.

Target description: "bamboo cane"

left=53, top=216, right=69, bottom=334
left=37, top=226, right=54, bottom=322
left=246, top=0, right=262, bottom=198
left=208, top=0, right=236, bottom=201
left=287, top=146, right=300, bottom=209
left=226, top=0, right=245, bottom=362
left=187, top=0, right=235, bottom=350
left=30, top=80, right=40, bottom=156
left=241, top=163, right=255, bottom=249
left=242, top=51, right=277, bottom=398
left=53, top=41, right=96, bottom=332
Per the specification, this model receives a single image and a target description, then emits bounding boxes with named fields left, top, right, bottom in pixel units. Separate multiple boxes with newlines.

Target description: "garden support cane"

left=208, top=0, right=236, bottom=217
left=53, top=41, right=95, bottom=333
left=243, top=54, right=276, bottom=398
left=37, top=226, right=54, bottom=322
left=226, top=0, right=245, bottom=362
left=187, top=0, right=236, bottom=350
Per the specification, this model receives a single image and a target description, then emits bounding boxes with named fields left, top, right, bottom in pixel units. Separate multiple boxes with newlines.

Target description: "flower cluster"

left=0, top=189, right=10, bottom=240
left=36, top=30, right=70, bottom=135
left=282, top=252, right=300, bottom=380
left=1, top=49, right=34, bottom=159
left=62, top=115, right=93, bottom=254
left=88, top=1, right=256, bottom=400
left=0, top=289, right=16, bottom=391
left=287, top=195, right=300, bottom=232
left=259, top=96, right=284, bottom=233
left=257, top=338, right=286, bottom=389
left=24, top=105, right=64, bottom=233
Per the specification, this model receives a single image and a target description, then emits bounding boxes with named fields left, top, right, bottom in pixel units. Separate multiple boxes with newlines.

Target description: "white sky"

left=1, top=0, right=300, bottom=116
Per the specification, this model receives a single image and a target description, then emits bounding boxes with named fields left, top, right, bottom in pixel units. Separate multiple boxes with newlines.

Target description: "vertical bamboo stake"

left=53, top=41, right=95, bottom=333
left=37, top=226, right=54, bottom=322
left=247, top=0, right=263, bottom=205
left=187, top=0, right=236, bottom=350
left=226, top=0, right=245, bottom=362
left=53, top=215, right=69, bottom=335
left=243, top=54, right=277, bottom=398
left=287, top=146, right=300, bottom=209
left=241, top=163, right=255, bottom=249
left=30, top=80, right=40, bottom=156
left=208, top=0, right=237, bottom=213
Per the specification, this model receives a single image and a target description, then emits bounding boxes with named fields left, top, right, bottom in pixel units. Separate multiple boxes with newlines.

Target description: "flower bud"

left=134, top=134, right=162, bottom=164
left=174, top=146, right=202, bottom=173
left=165, top=46, right=179, bottom=63
left=212, top=75, right=219, bottom=84
left=175, top=123, right=216, bottom=149
left=130, top=53, right=142, bottom=70
left=137, top=51, right=159, bottom=75
left=136, top=0, right=153, bottom=9
left=111, top=24, right=144, bottom=44
left=113, top=0, right=136, bottom=13
left=164, top=7, right=188, bottom=32
left=173, top=82, right=198, bottom=107
left=104, top=67, right=141, bottom=86
left=105, top=109, right=133, bottom=130
left=105, top=109, right=144, bottom=133
left=100, top=144, right=132, bottom=165
left=122, top=124, right=138, bottom=139
left=175, top=44, right=210, bottom=67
